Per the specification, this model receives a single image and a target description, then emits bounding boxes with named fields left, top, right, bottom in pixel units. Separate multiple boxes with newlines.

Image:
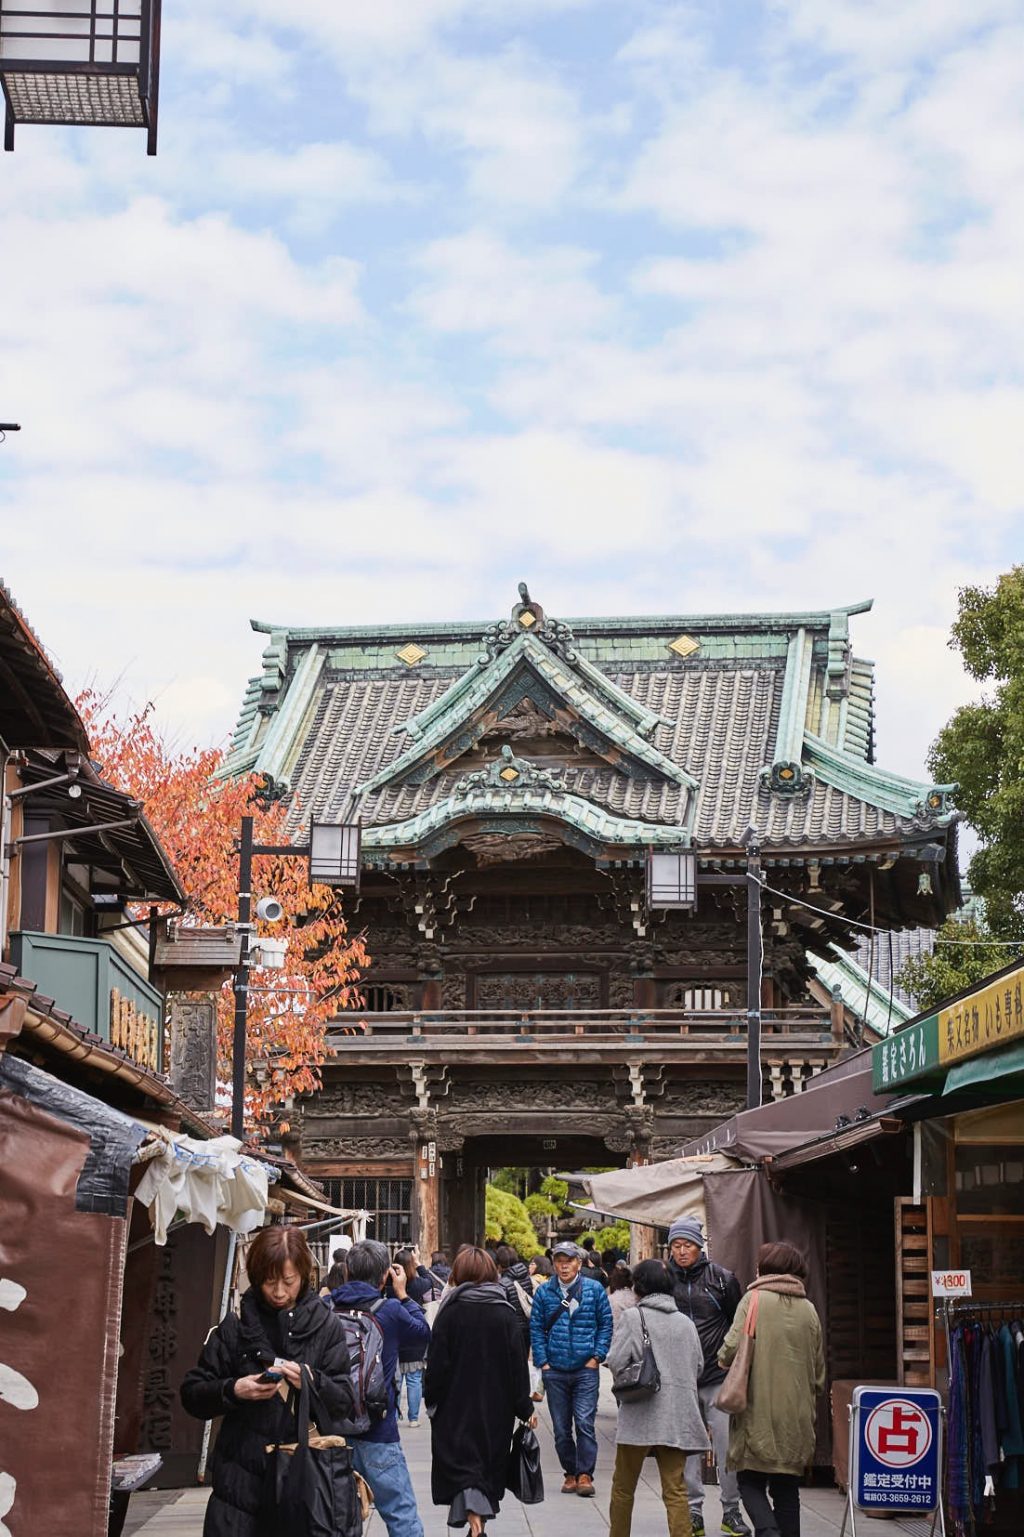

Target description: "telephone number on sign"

left=860, top=1493, right=935, bottom=1507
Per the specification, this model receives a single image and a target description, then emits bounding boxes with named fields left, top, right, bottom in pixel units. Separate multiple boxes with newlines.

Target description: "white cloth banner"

left=134, top=1132, right=270, bottom=1244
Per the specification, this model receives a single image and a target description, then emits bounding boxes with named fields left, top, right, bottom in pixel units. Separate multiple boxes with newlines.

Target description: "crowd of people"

left=181, top=1218, right=824, bottom=1537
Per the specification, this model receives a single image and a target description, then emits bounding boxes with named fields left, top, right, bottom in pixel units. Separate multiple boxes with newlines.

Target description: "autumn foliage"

left=77, top=691, right=367, bottom=1129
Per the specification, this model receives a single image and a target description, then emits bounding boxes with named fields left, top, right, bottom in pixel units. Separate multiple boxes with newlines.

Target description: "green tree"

left=524, top=1193, right=560, bottom=1237
left=579, top=1222, right=631, bottom=1254
left=484, top=1185, right=543, bottom=1257
left=930, top=569, right=1024, bottom=942
left=897, top=916, right=1016, bottom=1011
left=489, top=1166, right=530, bottom=1200
left=539, top=1175, right=569, bottom=1209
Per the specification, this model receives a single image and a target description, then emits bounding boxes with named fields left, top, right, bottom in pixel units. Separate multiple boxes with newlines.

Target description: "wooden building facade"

left=225, top=590, right=959, bottom=1252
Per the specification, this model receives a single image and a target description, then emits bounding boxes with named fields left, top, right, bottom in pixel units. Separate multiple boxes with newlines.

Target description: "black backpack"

left=332, top=1297, right=389, bottom=1435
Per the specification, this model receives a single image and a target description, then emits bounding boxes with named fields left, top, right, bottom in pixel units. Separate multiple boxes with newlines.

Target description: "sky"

left=1, top=0, right=1022, bottom=788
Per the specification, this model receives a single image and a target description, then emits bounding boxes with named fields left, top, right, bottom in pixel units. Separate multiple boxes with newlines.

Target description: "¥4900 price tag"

left=930, top=1270, right=972, bottom=1297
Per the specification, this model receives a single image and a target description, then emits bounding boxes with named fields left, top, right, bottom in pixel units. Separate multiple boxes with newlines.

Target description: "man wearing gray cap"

left=530, top=1241, right=613, bottom=1497
left=666, top=1217, right=749, bottom=1537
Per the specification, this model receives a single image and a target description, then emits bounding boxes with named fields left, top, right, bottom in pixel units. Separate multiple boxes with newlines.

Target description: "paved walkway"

left=125, top=1380, right=934, bottom=1537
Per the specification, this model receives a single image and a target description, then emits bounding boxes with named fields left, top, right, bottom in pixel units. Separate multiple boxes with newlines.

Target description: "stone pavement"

left=125, top=1378, right=935, bottom=1537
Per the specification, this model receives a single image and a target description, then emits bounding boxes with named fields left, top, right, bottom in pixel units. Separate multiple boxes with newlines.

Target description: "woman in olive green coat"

left=718, top=1242, right=824, bottom=1537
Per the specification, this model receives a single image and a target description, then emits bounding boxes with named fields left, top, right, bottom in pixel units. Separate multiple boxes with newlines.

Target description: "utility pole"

left=746, top=834, right=763, bottom=1110
left=231, top=815, right=254, bottom=1141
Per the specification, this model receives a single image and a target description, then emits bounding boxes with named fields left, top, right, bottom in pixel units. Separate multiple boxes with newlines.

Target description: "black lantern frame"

left=0, top=1, right=161, bottom=153
left=646, top=848, right=697, bottom=909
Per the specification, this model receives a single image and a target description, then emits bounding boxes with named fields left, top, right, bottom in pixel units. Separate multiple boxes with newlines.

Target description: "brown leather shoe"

left=576, top=1474, right=595, bottom=1497
left=561, top=1476, right=578, bottom=1495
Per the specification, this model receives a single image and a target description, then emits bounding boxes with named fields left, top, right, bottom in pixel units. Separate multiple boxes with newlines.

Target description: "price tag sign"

left=930, top=1269, right=972, bottom=1298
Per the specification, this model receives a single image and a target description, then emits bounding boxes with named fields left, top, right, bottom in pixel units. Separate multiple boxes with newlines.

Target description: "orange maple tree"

left=77, top=690, right=368, bottom=1129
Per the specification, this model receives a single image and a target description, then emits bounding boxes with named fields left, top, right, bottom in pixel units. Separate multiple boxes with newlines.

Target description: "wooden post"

left=412, top=1139, right=440, bottom=1256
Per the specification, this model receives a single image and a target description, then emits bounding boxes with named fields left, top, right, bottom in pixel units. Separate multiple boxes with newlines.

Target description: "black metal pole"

left=746, top=839, right=763, bottom=1110
left=231, top=815, right=254, bottom=1141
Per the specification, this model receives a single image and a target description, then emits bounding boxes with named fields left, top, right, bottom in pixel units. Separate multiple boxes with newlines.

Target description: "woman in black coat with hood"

left=425, top=1246, right=536, bottom=1534
left=181, top=1224, right=353, bottom=1537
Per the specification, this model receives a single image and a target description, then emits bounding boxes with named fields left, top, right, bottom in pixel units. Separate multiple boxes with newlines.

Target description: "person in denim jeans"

left=530, top=1241, right=613, bottom=1497
left=333, top=1240, right=430, bottom=1537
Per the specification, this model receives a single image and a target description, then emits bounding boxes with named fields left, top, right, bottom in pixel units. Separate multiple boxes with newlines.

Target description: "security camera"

left=255, top=895, right=285, bottom=923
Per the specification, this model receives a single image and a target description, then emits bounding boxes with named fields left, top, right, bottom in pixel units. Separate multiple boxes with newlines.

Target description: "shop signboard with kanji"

left=872, top=1014, right=940, bottom=1092
left=871, top=956, right=1024, bottom=1093
left=851, top=1387, right=942, bottom=1514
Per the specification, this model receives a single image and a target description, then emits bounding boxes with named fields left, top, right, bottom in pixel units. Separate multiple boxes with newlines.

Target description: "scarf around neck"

left=748, top=1273, right=807, bottom=1298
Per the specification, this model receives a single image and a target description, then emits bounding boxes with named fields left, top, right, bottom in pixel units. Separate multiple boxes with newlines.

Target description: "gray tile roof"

left=225, top=601, right=954, bottom=855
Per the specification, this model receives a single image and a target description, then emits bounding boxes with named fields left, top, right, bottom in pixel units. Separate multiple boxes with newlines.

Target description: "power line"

left=754, top=877, right=1020, bottom=948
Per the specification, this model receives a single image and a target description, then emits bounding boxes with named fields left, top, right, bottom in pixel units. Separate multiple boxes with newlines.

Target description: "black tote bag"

left=506, top=1423, right=544, bottom=1505
left=260, top=1372, right=361, bottom=1537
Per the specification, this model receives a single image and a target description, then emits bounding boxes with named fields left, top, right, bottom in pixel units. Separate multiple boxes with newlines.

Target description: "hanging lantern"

left=646, top=848, right=697, bottom=909
left=308, top=821, right=362, bottom=889
left=1, top=1, right=162, bottom=153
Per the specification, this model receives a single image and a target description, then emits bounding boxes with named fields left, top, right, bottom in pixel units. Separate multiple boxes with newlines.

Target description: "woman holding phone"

left=181, top=1224, right=353, bottom=1537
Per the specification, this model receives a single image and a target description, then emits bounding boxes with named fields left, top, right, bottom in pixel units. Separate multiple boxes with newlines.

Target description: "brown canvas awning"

left=679, top=1048, right=896, bottom=1161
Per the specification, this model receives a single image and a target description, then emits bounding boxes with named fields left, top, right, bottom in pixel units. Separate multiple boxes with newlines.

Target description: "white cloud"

left=408, top=231, right=612, bottom=352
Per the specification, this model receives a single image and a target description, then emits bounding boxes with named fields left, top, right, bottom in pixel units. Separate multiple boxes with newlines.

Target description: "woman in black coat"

left=424, top=1246, right=536, bottom=1534
left=181, top=1224, right=353, bottom=1537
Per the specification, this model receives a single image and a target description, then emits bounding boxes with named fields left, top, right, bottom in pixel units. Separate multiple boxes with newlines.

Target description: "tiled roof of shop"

left=225, top=599, right=955, bottom=853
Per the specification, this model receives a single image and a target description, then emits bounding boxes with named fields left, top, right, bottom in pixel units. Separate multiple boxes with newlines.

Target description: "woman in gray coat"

left=605, top=1259, right=708, bottom=1537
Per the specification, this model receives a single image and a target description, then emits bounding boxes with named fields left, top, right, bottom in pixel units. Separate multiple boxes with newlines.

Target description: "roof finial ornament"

left=513, top=582, right=544, bottom=630
left=479, top=582, right=577, bottom=661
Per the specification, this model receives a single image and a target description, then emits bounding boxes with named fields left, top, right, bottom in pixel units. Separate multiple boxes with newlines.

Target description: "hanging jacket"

left=668, top=1253, right=742, bottom=1387
left=180, top=1287, right=353, bottom=1537
left=530, top=1273, right=613, bottom=1371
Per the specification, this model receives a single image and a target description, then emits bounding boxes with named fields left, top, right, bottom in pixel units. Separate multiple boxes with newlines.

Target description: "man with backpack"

left=666, top=1217, right=750, bottom=1537
left=331, top=1239, right=430, bottom=1537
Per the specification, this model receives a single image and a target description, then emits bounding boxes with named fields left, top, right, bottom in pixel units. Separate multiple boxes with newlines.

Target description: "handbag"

left=506, top=1423, right=544, bottom=1505
left=715, top=1290, right=760, bottom=1415
left=611, top=1306, right=661, bottom=1403
left=260, top=1371, right=362, bottom=1537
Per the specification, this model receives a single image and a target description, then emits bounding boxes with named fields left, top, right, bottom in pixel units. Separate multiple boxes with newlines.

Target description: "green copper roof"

left=248, top=599, right=874, bottom=645
left=353, top=630, right=697, bottom=802
left=804, top=734, right=955, bottom=822
left=809, top=944, right=914, bottom=1037
left=362, top=780, right=693, bottom=856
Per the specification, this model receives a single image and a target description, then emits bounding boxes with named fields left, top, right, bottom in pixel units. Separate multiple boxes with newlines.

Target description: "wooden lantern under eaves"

left=151, top=922, right=242, bottom=992
left=0, top=0, right=162, bottom=153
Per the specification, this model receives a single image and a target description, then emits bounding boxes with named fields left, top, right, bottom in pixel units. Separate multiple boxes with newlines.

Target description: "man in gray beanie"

left=666, top=1217, right=748, bottom=1537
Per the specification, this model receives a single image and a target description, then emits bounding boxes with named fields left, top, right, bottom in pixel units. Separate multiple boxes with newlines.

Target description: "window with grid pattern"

left=320, top=1177, right=413, bottom=1246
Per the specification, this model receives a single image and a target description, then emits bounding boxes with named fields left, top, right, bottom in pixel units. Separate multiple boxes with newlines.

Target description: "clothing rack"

left=941, top=1300, right=1024, bottom=1313
left=942, top=1299, right=1024, bottom=1536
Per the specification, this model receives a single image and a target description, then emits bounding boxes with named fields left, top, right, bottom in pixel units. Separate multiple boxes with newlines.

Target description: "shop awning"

left=941, top=1038, right=1024, bottom=1098
left=581, top=1154, right=740, bottom=1227
left=679, top=1049, right=896, bottom=1161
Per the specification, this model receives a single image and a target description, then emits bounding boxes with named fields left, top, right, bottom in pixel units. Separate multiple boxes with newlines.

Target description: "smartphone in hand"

left=257, top=1369, right=282, bottom=1384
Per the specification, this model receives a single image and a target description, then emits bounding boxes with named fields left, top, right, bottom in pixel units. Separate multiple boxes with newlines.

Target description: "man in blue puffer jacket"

left=531, top=1240, right=613, bottom=1497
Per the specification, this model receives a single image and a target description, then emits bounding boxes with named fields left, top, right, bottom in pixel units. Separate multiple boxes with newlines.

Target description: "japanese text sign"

left=872, top=1015, right=939, bottom=1092
left=939, top=962, right=1024, bottom=1065
left=851, top=1387, right=942, bottom=1514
